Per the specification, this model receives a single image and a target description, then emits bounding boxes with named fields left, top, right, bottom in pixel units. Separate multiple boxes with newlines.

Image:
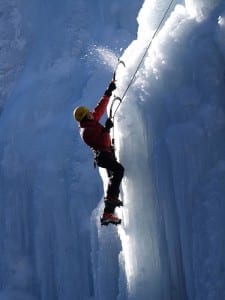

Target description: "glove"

left=104, top=81, right=116, bottom=97
left=104, top=118, right=114, bottom=132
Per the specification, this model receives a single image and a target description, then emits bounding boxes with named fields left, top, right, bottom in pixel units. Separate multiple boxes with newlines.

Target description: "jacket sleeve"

left=92, top=95, right=110, bottom=122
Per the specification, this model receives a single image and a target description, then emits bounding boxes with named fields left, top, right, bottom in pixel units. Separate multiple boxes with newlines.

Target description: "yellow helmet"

left=73, top=106, right=89, bottom=122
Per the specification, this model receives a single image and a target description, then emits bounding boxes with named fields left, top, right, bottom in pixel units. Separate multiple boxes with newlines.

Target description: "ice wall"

left=0, top=1, right=142, bottom=299
left=1, top=0, right=225, bottom=299
left=104, top=0, right=225, bottom=299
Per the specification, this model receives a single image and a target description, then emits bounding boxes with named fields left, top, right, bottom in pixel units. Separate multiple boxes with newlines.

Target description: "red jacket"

left=79, top=95, right=112, bottom=151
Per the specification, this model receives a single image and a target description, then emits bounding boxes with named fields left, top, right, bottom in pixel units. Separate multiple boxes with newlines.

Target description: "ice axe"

left=110, top=58, right=125, bottom=119
left=108, top=59, right=125, bottom=150
left=112, top=58, right=125, bottom=82
left=109, top=95, right=122, bottom=151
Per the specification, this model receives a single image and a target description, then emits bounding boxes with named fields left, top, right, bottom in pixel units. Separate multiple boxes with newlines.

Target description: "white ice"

left=0, top=0, right=225, bottom=299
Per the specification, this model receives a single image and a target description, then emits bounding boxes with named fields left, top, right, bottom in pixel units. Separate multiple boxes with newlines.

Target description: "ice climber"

left=73, top=81, right=124, bottom=225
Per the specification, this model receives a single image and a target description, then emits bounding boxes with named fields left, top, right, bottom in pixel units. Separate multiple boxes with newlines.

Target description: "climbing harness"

left=109, top=0, right=175, bottom=149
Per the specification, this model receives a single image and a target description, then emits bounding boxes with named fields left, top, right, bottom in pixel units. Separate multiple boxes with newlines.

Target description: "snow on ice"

left=0, top=0, right=225, bottom=299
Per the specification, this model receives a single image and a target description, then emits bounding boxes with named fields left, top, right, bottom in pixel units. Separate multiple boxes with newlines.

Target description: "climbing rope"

left=110, top=0, right=175, bottom=121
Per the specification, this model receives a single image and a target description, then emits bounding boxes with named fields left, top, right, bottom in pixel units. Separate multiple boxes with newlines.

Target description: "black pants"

left=95, top=150, right=124, bottom=212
